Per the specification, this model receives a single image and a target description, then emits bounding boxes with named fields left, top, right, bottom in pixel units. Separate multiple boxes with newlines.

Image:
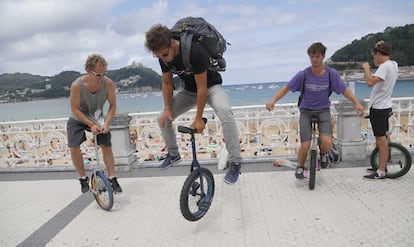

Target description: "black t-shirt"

left=159, top=41, right=222, bottom=93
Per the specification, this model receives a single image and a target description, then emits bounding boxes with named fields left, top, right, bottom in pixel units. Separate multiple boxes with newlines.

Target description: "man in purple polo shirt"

left=266, top=42, right=364, bottom=179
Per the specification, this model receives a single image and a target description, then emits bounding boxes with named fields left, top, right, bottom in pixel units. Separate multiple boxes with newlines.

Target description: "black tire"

left=370, top=142, right=412, bottom=178
left=91, top=170, right=114, bottom=211
left=180, top=167, right=215, bottom=221
left=309, top=150, right=317, bottom=190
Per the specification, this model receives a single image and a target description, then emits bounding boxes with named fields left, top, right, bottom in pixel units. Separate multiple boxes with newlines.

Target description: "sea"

left=1, top=80, right=413, bottom=122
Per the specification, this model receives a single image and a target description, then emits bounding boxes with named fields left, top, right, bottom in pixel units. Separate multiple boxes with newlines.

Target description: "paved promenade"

left=1, top=160, right=414, bottom=247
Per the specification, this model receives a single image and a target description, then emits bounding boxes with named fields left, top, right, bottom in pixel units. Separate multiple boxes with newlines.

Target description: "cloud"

left=110, top=0, right=169, bottom=36
left=0, top=0, right=413, bottom=84
left=0, top=0, right=120, bottom=42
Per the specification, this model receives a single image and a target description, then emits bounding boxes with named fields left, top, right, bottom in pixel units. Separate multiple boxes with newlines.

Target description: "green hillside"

left=0, top=64, right=162, bottom=101
left=329, top=24, right=414, bottom=70
left=0, top=73, right=49, bottom=90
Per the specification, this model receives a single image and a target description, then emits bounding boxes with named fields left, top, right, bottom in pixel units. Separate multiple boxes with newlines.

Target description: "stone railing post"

left=335, top=100, right=367, bottom=161
left=110, top=113, right=136, bottom=171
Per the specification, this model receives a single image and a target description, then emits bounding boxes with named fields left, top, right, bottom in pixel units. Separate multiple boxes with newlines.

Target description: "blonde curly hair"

left=84, top=54, right=107, bottom=72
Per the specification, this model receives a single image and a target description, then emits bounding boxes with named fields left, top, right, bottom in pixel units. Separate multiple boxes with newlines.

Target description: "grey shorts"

left=66, top=117, right=111, bottom=147
left=299, top=109, right=332, bottom=142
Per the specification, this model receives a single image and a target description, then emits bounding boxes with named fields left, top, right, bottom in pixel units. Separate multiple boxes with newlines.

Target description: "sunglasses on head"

left=375, top=40, right=385, bottom=49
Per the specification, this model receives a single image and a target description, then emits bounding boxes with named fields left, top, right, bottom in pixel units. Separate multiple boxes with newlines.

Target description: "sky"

left=0, top=0, right=413, bottom=85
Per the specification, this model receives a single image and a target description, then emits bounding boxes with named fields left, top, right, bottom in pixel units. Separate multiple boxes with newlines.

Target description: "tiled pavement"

left=1, top=160, right=414, bottom=247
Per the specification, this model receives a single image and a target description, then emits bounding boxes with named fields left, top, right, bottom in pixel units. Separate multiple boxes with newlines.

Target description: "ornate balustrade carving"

left=1, top=98, right=413, bottom=169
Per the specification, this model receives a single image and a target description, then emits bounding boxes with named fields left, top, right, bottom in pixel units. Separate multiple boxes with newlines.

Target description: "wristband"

left=164, top=106, right=171, bottom=110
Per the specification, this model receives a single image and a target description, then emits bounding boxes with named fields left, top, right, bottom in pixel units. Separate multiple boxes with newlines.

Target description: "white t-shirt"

left=369, top=60, right=398, bottom=109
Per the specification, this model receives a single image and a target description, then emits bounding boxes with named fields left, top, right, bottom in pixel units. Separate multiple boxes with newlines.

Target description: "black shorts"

left=369, top=107, right=392, bottom=137
left=66, top=117, right=111, bottom=147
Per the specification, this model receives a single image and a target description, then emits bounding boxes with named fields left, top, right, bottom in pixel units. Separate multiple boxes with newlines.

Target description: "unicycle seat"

left=311, top=116, right=318, bottom=124
left=178, top=118, right=207, bottom=134
left=178, top=126, right=195, bottom=134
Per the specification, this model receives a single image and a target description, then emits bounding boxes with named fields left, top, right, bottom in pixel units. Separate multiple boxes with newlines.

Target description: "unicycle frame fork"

left=92, top=134, right=105, bottom=195
left=189, top=132, right=207, bottom=196
left=310, top=119, right=319, bottom=157
left=308, top=117, right=320, bottom=171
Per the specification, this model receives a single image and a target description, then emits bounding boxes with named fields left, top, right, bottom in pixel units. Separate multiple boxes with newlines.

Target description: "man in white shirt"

left=362, top=40, right=398, bottom=179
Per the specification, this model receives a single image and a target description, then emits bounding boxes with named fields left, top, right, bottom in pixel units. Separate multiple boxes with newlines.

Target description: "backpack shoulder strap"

left=326, top=66, right=332, bottom=95
left=300, top=69, right=307, bottom=95
left=180, top=32, right=194, bottom=72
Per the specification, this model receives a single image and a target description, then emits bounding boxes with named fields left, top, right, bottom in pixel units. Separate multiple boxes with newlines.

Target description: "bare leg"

left=297, top=141, right=311, bottom=167
left=70, top=146, right=86, bottom=177
left=376, top=136, right=388, bottom=172
left=101, top=144, right=115, bottom=177
left=319, top=135, right=333, bottom=154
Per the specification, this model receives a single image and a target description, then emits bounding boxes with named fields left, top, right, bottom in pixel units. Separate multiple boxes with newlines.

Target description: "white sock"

left=377, top=170, right=386, bottom=177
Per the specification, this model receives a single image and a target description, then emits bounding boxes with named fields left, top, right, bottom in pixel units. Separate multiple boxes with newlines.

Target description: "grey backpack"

left=170, top=16, right=229, bottom=73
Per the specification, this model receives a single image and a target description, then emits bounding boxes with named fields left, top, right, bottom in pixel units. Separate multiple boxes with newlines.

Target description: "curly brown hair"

left=84, top=54, right=107, bottom=72
left=145, top=24, right=173, bottom=52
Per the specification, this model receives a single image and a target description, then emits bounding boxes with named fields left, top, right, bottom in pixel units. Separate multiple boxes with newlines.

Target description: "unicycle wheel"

left=370, top=142, right=412, bottom=178
left=180, top=167, right=215, bottom=221
left=91, top=170, right=114, bottom=211
left=309, top=150, right=317, bottom=190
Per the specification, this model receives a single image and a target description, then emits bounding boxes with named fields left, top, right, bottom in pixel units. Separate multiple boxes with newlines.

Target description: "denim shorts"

left=66, top=117, right=111, bottom=147
left=299, top=109, right=332, bottom=142
left=369, top=107, right=392, bottom=137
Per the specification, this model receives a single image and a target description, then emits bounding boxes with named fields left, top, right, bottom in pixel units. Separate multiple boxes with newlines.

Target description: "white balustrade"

left=1, top=98, right=413, bottom=170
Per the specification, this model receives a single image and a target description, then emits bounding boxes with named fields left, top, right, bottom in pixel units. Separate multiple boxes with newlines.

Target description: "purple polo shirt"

left=287, top=67, right=346, bottom=110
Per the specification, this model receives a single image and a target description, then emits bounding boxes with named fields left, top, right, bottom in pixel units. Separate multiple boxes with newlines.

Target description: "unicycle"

left=90, top=133, right=114, bottom=211
left=366, top=113, right=412, bottom=178
left=307, top=117, right=319, bottom=190
left=178, top=118, right=215, bottom=221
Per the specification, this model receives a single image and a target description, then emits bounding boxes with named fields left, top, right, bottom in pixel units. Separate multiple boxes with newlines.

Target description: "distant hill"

left=0, top=63, right=163, bottom=102
left=0, top=73, right=50, bottom=90
left=1, top=23, right=413, bottom=102
left=328, top=23, right=414, bottom=70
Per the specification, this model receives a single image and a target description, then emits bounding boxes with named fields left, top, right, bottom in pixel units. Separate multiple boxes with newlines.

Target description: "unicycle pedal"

left=197, top=196, right=210, bottom=211
left=190, top=182, right=200, bottom=196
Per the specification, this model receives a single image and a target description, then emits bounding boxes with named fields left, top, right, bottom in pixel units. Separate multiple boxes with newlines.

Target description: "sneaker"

left=224, top=162, right=241, bottom=185
left=363, top=171, right=386, bottom=179
left=327, top=152, right=335, bottom=166
left=109, top=177, right=123, bottom=193
left=295, top=167, right=304, bottom=179
left=159, top=153, right=181, bottom=170
left=79, top=176, right=90, bottom=193
left=367, top=167, right=387, bottom=172
left=320, top=154, right=328, bottom=169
